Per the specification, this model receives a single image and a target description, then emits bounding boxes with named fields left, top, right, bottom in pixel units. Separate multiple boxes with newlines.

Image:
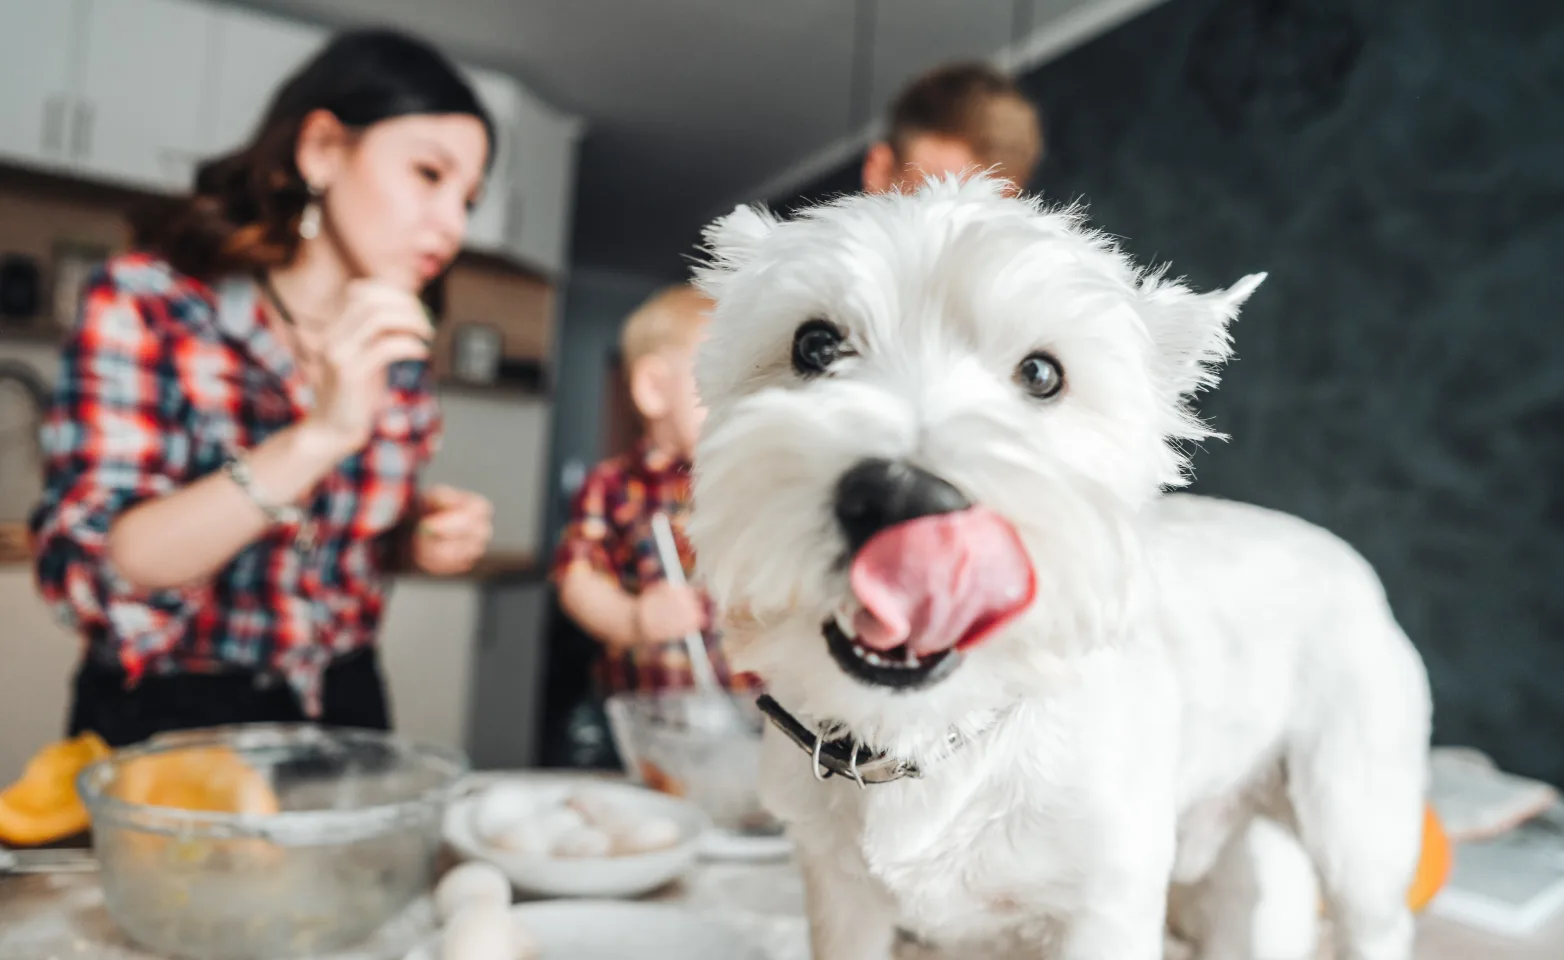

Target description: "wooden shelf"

left=0, top=325, right=64, bottom=346
left=437, top=378, right=550, bottom=402
left=403, top=549, right=541, bottom=585
left=0, top=524, right=30, bottom=567
left=453, top=245, right=556, bottom=286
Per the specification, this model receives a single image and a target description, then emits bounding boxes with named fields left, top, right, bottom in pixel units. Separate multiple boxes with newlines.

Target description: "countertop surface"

left=3, top=852, right=1562, bottom=960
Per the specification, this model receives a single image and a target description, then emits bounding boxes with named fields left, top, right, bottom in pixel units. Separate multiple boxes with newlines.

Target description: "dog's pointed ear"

left=705, top=203, right=776, bottom=256
left=695, top=204, right=778, bottom=296
left=1143, top=271, right=1266, bottom=401
left=1221, top=272, right=1267, bottom=311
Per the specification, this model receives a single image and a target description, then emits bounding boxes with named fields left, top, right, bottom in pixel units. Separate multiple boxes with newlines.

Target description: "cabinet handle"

left=40, top=96, right=65, bottom=155
left=70, top=102, right=94, bottom=161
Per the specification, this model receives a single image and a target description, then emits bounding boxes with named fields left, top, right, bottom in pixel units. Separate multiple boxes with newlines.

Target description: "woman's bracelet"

left=223, top=454, right=304, bottom=528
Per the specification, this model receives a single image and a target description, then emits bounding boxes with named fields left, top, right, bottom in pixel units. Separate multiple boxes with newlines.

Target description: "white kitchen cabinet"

left=463, top=67, right=520, bottom=255
left=507, top=94, right=581, bottom=276
left=0, top=0, right=581, bottom=275
left=378, top=578, right=482, bottom=753
left=207, top=6, right=325, bottom=158
left=75, top=0, right=218, bottom=192
left=0, top=0, right=217, bottom=193
left=0, top=0, right=81, bottom=170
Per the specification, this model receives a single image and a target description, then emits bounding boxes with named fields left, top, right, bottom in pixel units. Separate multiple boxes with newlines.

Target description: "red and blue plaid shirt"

left=552, top=440, right=757, bottom=695
left=29, top=253, right=442, bottom=715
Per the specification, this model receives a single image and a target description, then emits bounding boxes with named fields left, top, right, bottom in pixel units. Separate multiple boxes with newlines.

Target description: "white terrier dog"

left=688, top=175, right=1432, bottom=960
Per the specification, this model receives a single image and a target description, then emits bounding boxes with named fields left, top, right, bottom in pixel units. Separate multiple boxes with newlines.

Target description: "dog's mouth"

left=821, top=507, right=1037, bottom=691
left=822, top=608, right=963, bottom=689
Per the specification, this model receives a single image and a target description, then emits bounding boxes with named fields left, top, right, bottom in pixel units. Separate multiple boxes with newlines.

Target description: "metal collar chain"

left=755, top=694, right=968, bottom=789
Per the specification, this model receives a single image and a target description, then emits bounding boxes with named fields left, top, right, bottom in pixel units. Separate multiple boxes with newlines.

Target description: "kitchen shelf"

left=0, top=524, right=30, bottom=567
left=0, top=325, right=65, bottom=346
left=402, top=549, right=540, bottom=585
left=437, top=376, right=550, bottom=403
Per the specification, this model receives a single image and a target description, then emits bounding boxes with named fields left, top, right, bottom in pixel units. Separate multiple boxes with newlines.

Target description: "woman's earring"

left=298, top=184, right=323, bottom=241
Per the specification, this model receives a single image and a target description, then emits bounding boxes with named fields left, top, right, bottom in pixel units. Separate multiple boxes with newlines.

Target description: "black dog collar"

left=756, top=694, right=971, bottom=788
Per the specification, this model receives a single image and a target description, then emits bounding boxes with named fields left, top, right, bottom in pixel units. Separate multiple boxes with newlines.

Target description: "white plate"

left=698, top=826, right=793, bottom=862
left=405, top=900, right=768, bottom=960
left=444, top=775, right=709, bottom=899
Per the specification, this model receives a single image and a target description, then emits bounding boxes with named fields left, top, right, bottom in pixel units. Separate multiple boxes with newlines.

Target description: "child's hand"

left=410, top=485, right=493, bottom=576
left=633, top=582, right=708, bottom=644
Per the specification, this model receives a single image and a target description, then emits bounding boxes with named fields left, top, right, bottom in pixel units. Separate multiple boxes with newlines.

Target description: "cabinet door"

left=208, top=7, right=324, bottom=158
left=508, top=98, right=579, bottom=276
left=0, top=0, right=80, bottom=169
left=74, top=0, right=217, bottom=192
left=462, top=68, right=519, bottom=254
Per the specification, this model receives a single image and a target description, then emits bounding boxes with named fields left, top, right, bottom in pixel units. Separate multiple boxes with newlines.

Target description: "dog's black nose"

left=834, top=458, right=972, bottom=554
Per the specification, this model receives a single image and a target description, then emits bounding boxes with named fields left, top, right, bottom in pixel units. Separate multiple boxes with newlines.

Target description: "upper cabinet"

left=74, top=0, right=218, bottom=191
left=463, top=68, right=520, bottom=255
left=508, top=92, right=582, bottom=277
left=206, top=7, right=325, bottom=158
left=466, top=68, right=583, bottom=276
left=0, top=1, right=79, bottom=172
left=0, top=0, right=217, bottom=192
left=0, top=0, right=580, bottom=277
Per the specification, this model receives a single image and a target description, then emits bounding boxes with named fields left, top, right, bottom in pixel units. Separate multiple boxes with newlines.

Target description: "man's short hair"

left=887, top=62, right=1044, bottom=183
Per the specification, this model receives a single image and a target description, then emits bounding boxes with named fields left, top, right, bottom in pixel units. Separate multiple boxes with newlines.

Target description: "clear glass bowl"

left=604, top=691, right=781, bottom=836
left=77, top=724, right=466, bottom=960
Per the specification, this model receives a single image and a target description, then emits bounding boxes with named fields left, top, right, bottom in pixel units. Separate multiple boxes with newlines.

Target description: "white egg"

left=486, top=820, right=551, bottom=856
left=433, top=861, right=511, bottom=924
left=511, top=915, right=541, bottom=960
left=470, top=784, right=541, bottom=844
left=565, top=791, right=634, bottom=831
left=439, top=902, right=515, bottom=960
left=534, top=805, right=587, bottom=837
left=549, top=823, right=613, bottom=858
left=611, top=815, right=683, bottom=855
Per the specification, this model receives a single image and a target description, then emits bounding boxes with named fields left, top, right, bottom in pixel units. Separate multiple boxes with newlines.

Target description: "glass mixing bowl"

left=78, top=724, right=466, bottom=960
left=604, top=691, right=781, bottom=836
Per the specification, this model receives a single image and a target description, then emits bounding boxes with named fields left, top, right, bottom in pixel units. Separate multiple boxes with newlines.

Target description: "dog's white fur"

left=689, top=175, right=1432, bottom=960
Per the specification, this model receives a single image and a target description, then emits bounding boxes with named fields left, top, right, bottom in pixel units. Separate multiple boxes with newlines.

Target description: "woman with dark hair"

left=29, top=29, right=498, bottom=747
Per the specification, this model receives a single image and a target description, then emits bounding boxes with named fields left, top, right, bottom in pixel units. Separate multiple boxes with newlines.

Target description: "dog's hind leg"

left=1285, top=622, right=1430, bottom=960
left=798, top=843, right=899, bottom=960
left=1168, top=816, right=1319, bottom=960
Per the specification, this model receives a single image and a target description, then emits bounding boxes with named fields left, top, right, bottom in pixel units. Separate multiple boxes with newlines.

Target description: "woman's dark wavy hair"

left=131, top=28, right=494, bottom=282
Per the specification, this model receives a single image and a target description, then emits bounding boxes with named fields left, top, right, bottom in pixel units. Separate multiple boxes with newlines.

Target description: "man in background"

left=861, top=61, right=1044, bottom=196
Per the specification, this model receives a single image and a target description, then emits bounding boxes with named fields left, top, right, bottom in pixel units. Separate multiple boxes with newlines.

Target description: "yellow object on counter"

left=0, top=733, right=285, bottom=849
left=0, top=732, right=112, bottom=846
left=1410, top=802, right=1452, bottom=912
left=111, top=746, right=281, bottom=815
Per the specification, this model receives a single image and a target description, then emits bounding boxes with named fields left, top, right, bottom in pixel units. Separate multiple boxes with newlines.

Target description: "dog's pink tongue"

left=849, top=507, right=1035, bottom=656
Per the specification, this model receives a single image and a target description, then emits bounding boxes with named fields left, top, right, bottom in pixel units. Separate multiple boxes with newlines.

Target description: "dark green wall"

left=782, top=0, right=1564, bottom=784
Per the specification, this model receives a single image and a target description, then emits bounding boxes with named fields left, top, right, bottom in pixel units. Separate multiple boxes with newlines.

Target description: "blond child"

left=551, top=284, right=755, bottom=694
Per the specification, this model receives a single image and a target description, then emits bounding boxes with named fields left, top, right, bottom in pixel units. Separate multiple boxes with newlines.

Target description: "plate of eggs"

left=443, top=776, right=710, bottom=899
left=410, top=861, right=767, bottom=960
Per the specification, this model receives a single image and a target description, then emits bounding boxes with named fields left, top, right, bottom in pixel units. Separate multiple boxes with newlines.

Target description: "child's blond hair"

left=619, top=284, right=712, bottom=368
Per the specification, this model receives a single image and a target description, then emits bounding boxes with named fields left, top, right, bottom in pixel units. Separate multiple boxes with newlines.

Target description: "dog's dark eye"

left=1016, top=352, right=1065, bottom=399
left=791, top=319, right=847, bottom=376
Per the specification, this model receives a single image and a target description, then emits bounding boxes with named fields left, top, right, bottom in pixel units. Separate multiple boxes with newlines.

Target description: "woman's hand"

left=301, top=280, right=433, bottom=457
left=410, top=485, right=493, bottom=576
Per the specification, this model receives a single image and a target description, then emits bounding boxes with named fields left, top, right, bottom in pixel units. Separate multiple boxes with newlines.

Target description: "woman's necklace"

left=255, top=272, right=324, bottom=391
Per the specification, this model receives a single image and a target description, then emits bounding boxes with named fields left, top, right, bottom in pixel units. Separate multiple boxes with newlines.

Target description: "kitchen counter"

left=0, top=857, right=811, bottom=960
left=4, top=851, right=1561, bottom=960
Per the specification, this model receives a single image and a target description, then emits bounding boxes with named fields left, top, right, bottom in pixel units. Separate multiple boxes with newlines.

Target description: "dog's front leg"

left=1058, top=816, right=1177, bottom=960
left=798, top=842, right=899, bottom=960
left=1057, top=878, right=1170, bottom=960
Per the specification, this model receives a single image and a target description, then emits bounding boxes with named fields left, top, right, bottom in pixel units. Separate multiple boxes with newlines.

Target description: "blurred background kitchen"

left=0, top=0, right=1558, bottom=795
